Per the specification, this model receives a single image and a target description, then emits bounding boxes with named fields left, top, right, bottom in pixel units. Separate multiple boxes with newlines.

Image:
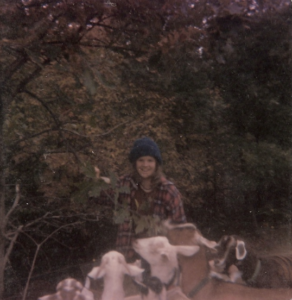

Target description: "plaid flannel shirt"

left=115, top=175, right=186, bottom=261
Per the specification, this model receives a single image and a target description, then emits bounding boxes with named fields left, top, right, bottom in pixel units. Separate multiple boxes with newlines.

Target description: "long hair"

left=131, top=161, right=164, bottom=189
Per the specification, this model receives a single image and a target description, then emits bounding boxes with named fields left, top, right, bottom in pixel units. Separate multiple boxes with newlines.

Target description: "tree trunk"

left=0, top=206, right=5, bottom=300
left=0, top=96, right=6, bottom=300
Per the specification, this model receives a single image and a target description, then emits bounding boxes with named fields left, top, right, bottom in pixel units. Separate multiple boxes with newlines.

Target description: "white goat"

left=38, top=278, right=94, bottom=300
left=85, top=250, right=144, bottom=300
left=132, top=236, right=199, bottom=300
left=129, top=259, right=168, bottom=300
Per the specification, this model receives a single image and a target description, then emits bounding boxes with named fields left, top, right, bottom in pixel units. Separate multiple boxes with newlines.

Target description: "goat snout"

left=211, top=258, right=226, bottom=273
left=132, top=240, right=139, bottom=250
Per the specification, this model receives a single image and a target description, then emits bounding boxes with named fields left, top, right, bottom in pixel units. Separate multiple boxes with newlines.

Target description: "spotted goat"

left=209, top=234, right=292, bottom=288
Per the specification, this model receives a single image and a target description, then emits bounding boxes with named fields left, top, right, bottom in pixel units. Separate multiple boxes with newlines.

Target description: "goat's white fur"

left=163, top=220, right=218, bottom=250
left=235, top=240, right=247, bottom=260
left=38, top=278, right=94, bottom=300
left=133, top=236, right=199, bottom=284
left=209, top=260, right=244, bottom=284
left=86, top=250, right=144, bottom=300
left=133, top=236, right=198, bottom=300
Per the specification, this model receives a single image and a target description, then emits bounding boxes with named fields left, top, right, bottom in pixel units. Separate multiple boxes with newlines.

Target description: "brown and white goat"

left=85, top=250, right=144, bottom=300
left=209, top=234, right=292, bottom=288
left=165, top=222, right=292, bottom=300
left=133, top=236, right=199, bottom=300
left=38, top=278, right=94, bottom=300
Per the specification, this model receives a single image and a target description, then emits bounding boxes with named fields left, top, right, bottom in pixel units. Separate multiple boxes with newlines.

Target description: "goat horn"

left=163, top=219, right=197, bottom=230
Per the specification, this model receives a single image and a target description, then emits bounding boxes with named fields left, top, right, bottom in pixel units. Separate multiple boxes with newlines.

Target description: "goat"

left=38, top=278, right=94, bottom=300
left=129, top=258, right=168, bottom=300
left=208, top=260, right=245, bottom=284
left=209, top=234, right=292, bottom=288
left=85, top=250, right=144, bottom=300
left=132, top=235, right=200, bottom=300
left=165, top=222, right=292, bottom=300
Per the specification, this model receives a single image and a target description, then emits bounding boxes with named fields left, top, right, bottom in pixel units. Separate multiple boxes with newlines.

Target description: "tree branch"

left=0, top=55, right=28, bottom=86
left=21, top=220, right=84, bottom=300
left=3, top=184, right=20, bottom=229
left=10, top=128, right=58, bottom=147
left=79, top=43, right=146, bottom=55
left=60, top=120, right=130, bottom=138
left=23, top=90, right=60, bottom=127
left=3, top=225, right=23, bottom=269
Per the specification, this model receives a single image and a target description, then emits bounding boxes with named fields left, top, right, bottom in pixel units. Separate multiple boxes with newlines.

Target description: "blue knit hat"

left=129, top=137, right=162, bottom=164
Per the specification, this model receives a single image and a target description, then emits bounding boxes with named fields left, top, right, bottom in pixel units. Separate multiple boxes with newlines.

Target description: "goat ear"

left=126, top=264, right=145, bottom=277
left=74, top=280, right=83, bottom=291
left=175, top=245, right=200, bottom=257
left=84, top=276, right=91, bottom=289
left=88, top=266, right=105, bottom=279
left=56, top=279, right=66, bottom=291
left=38, top=295, right=58, bottom=300
left=163, top=219, right=197, bottom=230
left=235, top=240, right=247, bottom=260
left=194, top=231, right=218, bottom=249
left=132, top=259, right=142, bottom=268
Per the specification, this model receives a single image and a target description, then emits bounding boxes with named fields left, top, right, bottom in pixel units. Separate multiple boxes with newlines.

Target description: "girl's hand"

left=94, top=166, right=111, bottom=184
left=94, top=166, right=101, bottom=179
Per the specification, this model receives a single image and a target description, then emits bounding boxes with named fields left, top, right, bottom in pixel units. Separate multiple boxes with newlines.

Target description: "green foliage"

left=113, top=206, right=130, bottom=225
left=132, top=215, right=162, bottom=236
left=78, top=165, right=163, bottom=235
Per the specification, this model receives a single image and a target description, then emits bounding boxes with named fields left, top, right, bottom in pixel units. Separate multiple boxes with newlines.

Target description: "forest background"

left=0, top=0, right=291, bottom=299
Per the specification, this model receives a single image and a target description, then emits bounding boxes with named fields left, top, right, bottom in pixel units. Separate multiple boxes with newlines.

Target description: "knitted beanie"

left=129, top=137, right=162, bottom=164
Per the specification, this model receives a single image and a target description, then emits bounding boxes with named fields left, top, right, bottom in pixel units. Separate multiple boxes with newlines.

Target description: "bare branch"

left=79, top=43, right=146, bottom=55
left=3, top=184, right=20, bottom=229
left=21, top=220, right=84, bottom=300
left=14, top=66, right=42, bottom=96
left=94, top=120, right=130, bottom=137
left=0, top=55, right=28, bottom=86
left=3, top=225, right=23, bottom=268
left=10, top=128, right=58, bottom=147
left=60, top=120, right=130, bottom=138
left=21, top=212, right=51, bottom=229
left=23, top=90, right=60, bottom=127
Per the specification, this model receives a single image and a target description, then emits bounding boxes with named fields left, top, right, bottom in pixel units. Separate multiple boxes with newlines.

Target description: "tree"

left=0, top=1, right=137, bottom=297
left=206, top=4, right=292, bottom=230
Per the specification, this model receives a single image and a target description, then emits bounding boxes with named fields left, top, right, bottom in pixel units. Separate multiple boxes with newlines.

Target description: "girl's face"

left=136, top=156, right=156, bottom=180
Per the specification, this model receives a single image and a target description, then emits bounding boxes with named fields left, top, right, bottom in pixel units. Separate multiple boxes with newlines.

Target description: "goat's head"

left=38, top=278, right=85, bottom=300
left=85, top=251, right=144, bottom=300
left=86, top=250, right=144, bottom=282
left=132, top=236, right=199, bottom=284
left=56, top=278, right=83, bottom=292
left=210, top=235, right=247, bottom=273
left=163, top=220, right=218, bottom=250
left=57, top=278, right=83, bottom=300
